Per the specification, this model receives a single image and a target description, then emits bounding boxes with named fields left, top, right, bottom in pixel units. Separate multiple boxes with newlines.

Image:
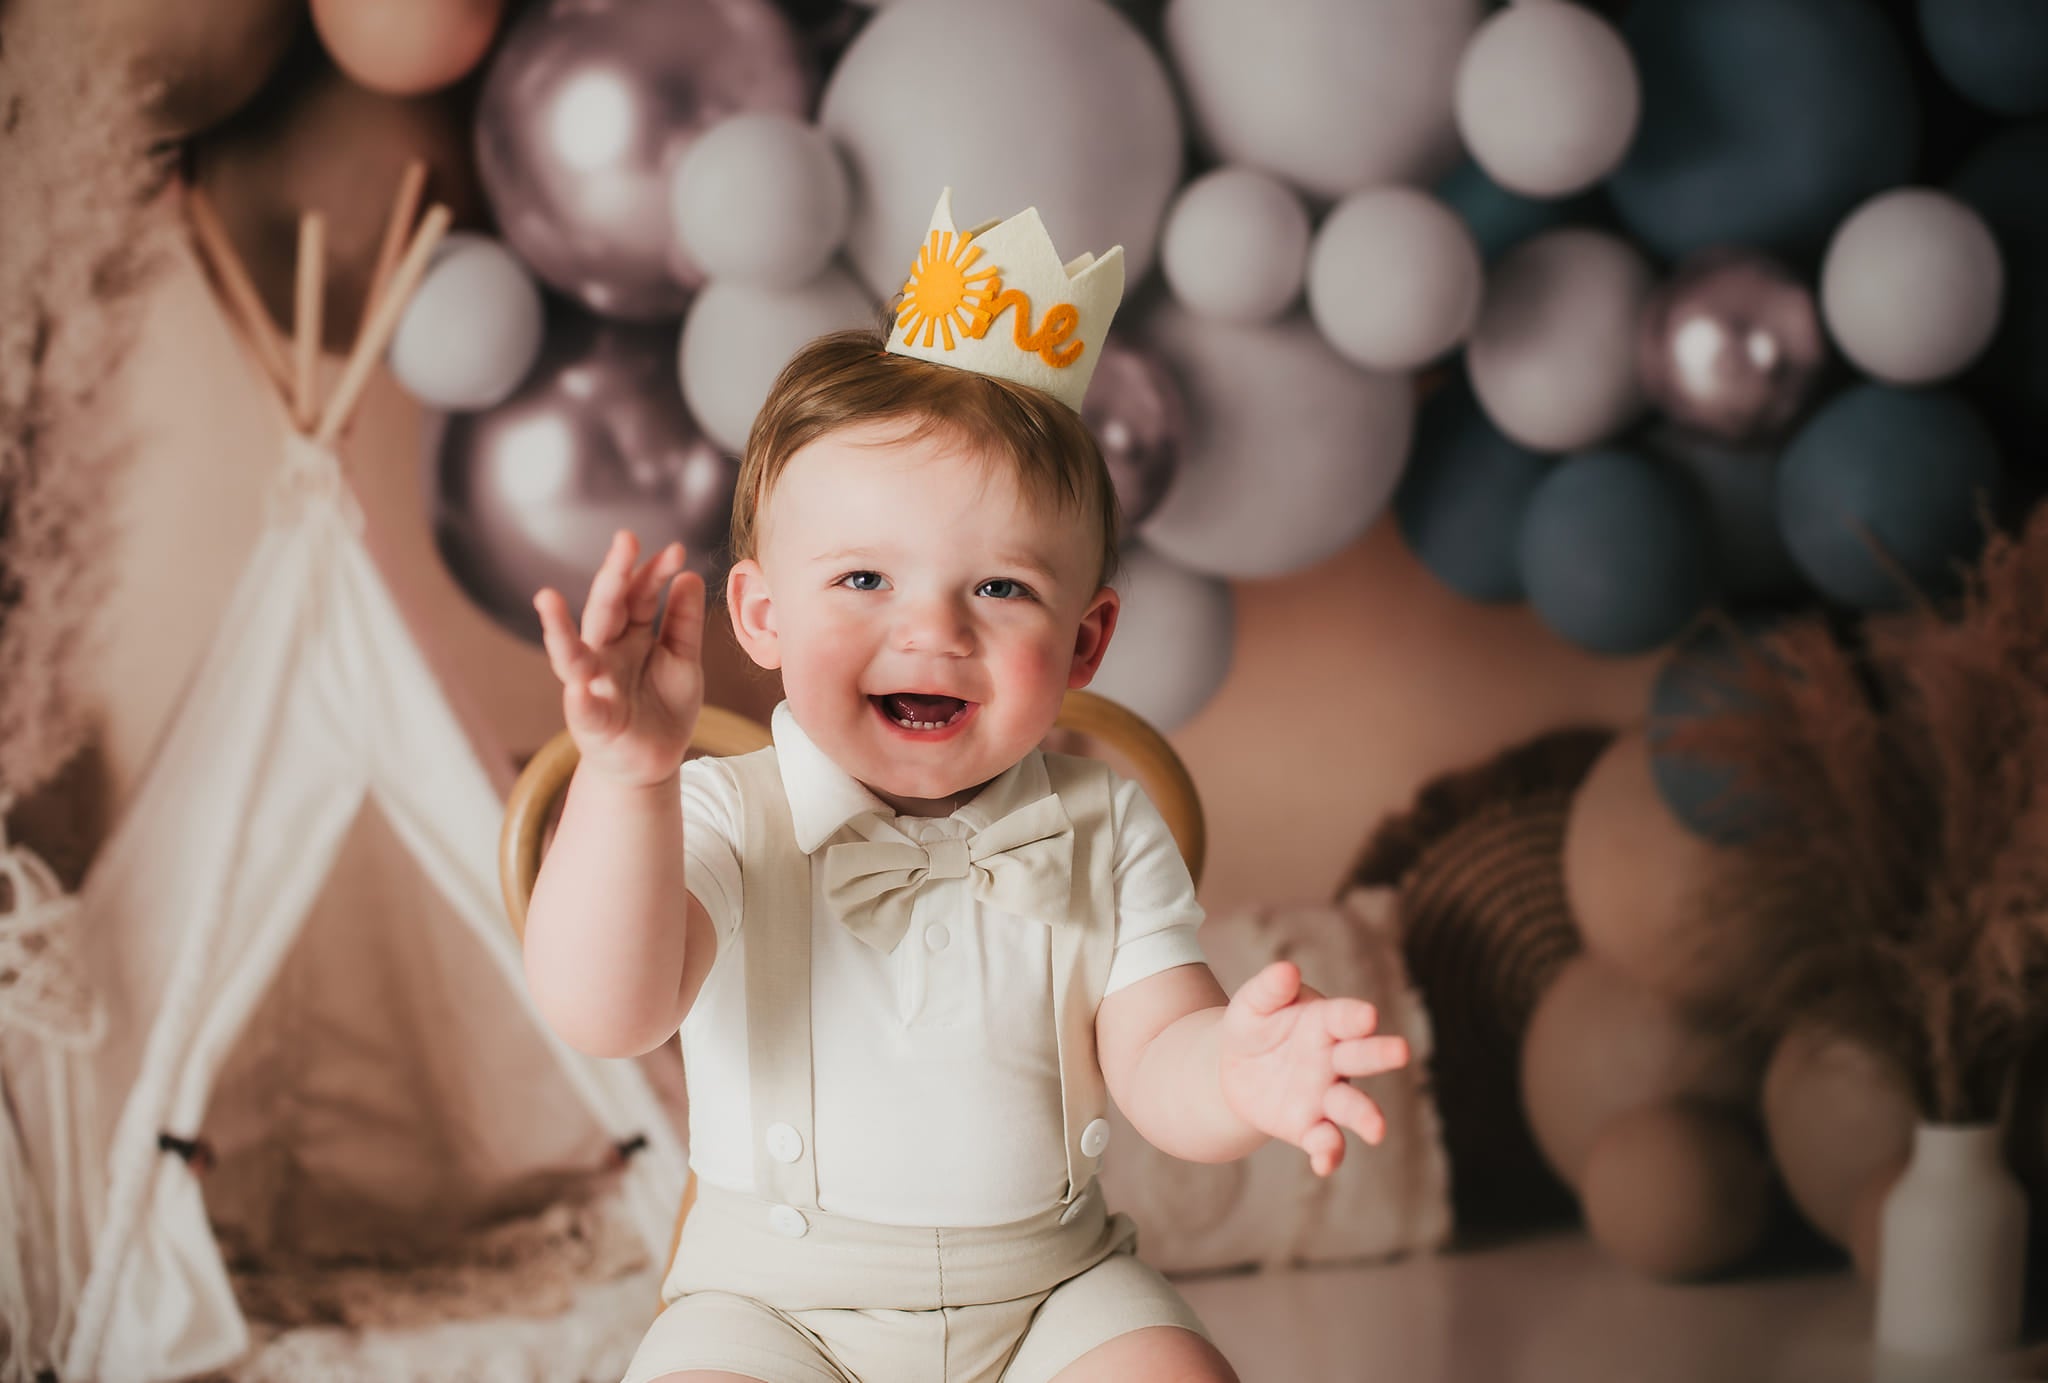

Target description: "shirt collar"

left=770, top=701, right=1055, bottom=853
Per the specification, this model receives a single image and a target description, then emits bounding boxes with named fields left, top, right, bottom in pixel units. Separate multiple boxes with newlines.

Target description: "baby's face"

left=727, top=419, right=1118, bottom=815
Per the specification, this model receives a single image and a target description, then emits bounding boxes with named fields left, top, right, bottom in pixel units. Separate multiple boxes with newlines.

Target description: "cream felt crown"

left=885, top=188, right=1125, bottom=413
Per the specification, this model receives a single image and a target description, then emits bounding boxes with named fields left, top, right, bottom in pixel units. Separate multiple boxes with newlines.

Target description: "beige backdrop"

left=87, top=231, right=1658, bottom=917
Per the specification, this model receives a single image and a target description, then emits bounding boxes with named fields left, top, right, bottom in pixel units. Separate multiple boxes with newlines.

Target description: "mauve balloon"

left=474, top=0, right=814, bottom=320
left=1638, top=249, right=1829, bottom=445
left=433, top=312, right=739, bottom=644
left=1081, top=336, right=1185, bottom=529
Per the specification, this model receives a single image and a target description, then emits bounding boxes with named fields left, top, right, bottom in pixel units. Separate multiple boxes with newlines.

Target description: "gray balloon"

left=1638, top=247, right=1829, bottom=445
left=1080, top=336, right=1185, bottom=529
left=434, top=312, right=739, bottom=644
left=474, top=0, right=814, bottom=320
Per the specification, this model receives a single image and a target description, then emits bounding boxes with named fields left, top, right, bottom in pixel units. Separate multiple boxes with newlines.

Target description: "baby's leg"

left=1041, top=1327, right=1236, bottom=1383
left=1003, top=1249, right=1237, bottom=1383
left=621, top=1290, right=853, bottom=1383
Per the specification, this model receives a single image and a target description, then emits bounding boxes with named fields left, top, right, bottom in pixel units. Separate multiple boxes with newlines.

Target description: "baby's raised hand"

left=1217, top=961, right=1411, bottom=1177
left=533, top=530, right=706, bottom=788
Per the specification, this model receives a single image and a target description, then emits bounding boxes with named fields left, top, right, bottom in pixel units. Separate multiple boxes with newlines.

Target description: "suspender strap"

left=730, top=747, right=822, bottom=1211
left=1043, top=754, right=1117, bottom=1203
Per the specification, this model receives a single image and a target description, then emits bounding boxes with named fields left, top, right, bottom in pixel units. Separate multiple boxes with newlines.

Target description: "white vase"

left=1874, top=1121, right=2029, bottom=1357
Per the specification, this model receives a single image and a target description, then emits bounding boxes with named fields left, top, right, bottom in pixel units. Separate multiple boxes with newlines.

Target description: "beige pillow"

left=1099, top=886, right=1451, bottom=1274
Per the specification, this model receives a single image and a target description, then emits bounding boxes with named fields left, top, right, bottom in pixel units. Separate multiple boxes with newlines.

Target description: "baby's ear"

left=726, top=559, right=782, bottom=670
left=1066, top=585, right=1120, bottom=689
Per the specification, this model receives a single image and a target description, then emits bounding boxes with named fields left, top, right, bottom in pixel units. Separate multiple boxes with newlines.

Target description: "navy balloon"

left=1648, top=618, right=1783, bottom=843
left=1607, top=0, right=1920, bottom=261
left=1642, top=425, right=1805, bottom=607
left=1517, top=448, right=1714, bottom=656
left=1917, top=0, right=2048, bottom=116
left=1950, top=123, right=2048, bottom=444
left=1776, top=384, right=2003, bottom=610
left=1434, top=159, right=1588, bottom=266
left=1396, top=378, right=1552, bottom=603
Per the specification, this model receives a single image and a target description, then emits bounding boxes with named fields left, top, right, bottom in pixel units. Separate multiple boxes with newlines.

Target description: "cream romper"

left=620, top=746, right=1209, bottom=1383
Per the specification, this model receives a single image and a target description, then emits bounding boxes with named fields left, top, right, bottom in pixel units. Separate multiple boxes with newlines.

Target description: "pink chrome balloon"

left=1638, top=248, right=1830, bottom=445
left=474, top=0, right=814, bottom=320
left=433, top=312, right=739, bottom=644
left=1081, top=336, right=1186, bottom=528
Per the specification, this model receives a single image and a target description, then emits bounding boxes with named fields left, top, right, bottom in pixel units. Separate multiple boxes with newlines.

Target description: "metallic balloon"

left=1638, top=248, right=1829, bottom=445
left=1080, top=336, right=1185, bottom=529
left=433, top=311, right=739, bottom=644
left=474, top=0, right=815, bottom=321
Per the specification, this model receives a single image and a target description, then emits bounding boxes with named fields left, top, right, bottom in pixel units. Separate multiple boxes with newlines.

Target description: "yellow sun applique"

left=896, top=230, right=1000, bottom=351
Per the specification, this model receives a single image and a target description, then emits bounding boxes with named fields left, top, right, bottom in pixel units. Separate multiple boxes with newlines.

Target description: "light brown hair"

left=730, top=327, right=1122, bottom=592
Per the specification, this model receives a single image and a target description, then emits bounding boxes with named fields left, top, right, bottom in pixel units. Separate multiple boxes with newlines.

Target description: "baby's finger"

left=628, top=542, right=688, bottom=625
left=1301, top=1121, right=1345, bottom=1178
left=1324, top=1081, right=1387, bottom=1147
left=1318, top=997, right=1380, bottom=1040
left=1332, top=1035, right=1410, bottom=1079
left=660, top=569, right=707, bottom=664
left=581, top=530, right=640, bottom=646
left=1230, top=961, right=1301, bottom=1020
left=536, top=590, right=602, bottom=686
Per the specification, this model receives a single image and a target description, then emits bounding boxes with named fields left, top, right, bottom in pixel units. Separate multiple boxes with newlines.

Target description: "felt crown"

left=884, top=188, right=1125, bottom=413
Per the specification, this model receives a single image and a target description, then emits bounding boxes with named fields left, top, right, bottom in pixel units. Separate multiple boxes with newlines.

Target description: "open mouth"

left=871, top=692, right=973, bottom=732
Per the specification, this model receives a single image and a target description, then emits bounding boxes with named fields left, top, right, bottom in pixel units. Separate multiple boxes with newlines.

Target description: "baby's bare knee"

left=1045, top=1325, right=1238, bottom=1383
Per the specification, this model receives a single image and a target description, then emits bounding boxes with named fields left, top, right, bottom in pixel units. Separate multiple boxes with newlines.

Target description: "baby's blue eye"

left=977, top=578, right=1031, bottom=601
left=840, top=571, right=888, bottom=592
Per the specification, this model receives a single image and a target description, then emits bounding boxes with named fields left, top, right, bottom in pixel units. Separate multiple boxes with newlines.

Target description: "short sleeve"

left=681, top=756, right=744, bottom=945
left=1103, top=777, right=1208, bottom=995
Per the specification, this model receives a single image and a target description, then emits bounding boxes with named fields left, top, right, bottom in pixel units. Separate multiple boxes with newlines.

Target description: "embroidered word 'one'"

left=896, top=230, right=1085, bottom=369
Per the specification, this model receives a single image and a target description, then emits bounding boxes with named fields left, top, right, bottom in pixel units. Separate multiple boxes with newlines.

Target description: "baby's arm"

left=525, top=768, right=715, bottom=1058
left=1100, top=962, right=1409, bottom=1175
left=524, top=529, right=713, bottom=1059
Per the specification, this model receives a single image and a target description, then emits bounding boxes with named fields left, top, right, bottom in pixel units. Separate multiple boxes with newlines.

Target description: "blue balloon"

left=1647, top=618, right=1784, bottom=843
left=1395, top=378, right=1553, bottom=603
left=1608, top=0, right=1920, bottom=261
left=1918, top=0, right=2048, bottom=116
left=1642, top=425, right=1806, bottom=607
left=1517, top=448, right=1715, bottom=655
left=1776, top=384, right=2003, bottom=610
left=1434, top=159, right=1589, bottom=266
left=1950, top=123, right=2048, bottom=441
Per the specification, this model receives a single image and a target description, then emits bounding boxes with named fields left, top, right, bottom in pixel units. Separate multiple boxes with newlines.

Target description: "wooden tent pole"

left=293, top=212, right=326, bottom=431
left=315, top=203, right=452, bottom=449
left=184, top=185, right=294, bottom=394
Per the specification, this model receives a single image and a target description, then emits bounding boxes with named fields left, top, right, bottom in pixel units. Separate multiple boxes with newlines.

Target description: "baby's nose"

left=894, top=596, right=975, bottom=654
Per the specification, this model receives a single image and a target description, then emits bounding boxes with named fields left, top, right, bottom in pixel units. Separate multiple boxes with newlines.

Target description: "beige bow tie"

left=821, top=795, right=1075, bottom=952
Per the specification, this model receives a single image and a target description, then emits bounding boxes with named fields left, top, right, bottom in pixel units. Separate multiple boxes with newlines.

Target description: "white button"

left=766, top=1122, right=803, bottom=1164
left=1080, top=1118, right=1111, bottom=1158
left=924, top=924, right=951, bottom=952
left=769, top=1205, right=809, bottom=1238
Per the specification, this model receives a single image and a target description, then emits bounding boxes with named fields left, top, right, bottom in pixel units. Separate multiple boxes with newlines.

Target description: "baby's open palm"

left=533, top=529, right=707, bottom=788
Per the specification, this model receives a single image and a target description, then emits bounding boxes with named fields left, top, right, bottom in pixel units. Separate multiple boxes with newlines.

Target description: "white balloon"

left=1159, top=167, right=1311, bottom=324
left=820, top=0, right=1182, bottom=297
left=1454, top=0, right=1639, bottom=198
left=1089, top=542, right=1236, bottom=731
left=668, top=112, right=851, bottom=289
left=1133, top=300, right=1414, bottom=579
left=1163, top=0, right=1485, bottom=199
left=1467, top=228, right=1652, bottom=451
left=677, top=265, right=879, bottom=454
left=1307, top=185, right=1482, bottom=370
left=1820, top=187, right=2005, bottom=386
left=389, top=232, right=545, bottom=411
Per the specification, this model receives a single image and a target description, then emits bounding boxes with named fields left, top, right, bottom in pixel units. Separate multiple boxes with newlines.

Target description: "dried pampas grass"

left=0, top=0, right=171, bottom=800
left=1668, top=503, right=2048, bottom=1123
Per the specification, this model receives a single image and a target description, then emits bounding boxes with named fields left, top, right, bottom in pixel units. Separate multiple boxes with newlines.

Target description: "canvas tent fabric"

left=21, top=433, right=685, bottom=1382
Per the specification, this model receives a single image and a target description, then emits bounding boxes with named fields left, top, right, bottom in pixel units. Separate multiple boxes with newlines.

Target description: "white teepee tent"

left=13, top=184, right=687, bottom=1382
